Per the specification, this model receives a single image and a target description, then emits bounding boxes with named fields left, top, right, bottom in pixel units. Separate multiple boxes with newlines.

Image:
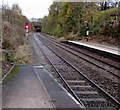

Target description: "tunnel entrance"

left=34, top=26, right=41, bottom=32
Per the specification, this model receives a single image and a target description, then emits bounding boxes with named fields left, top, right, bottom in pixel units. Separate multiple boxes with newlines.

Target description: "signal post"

left=24, top=23, right=30, bottom=42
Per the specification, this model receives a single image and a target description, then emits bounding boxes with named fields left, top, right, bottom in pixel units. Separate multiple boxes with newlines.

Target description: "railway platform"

left=3, top=64, right=82, bottom=108
left=69, top=41, right=119, bottom=56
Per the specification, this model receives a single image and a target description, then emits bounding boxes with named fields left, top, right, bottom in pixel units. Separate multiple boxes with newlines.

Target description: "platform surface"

left=3, top=64, right=83, bottom=108
left=69, top=41, right=119, bottom=55
left=2, top=65, right=54, bottom=108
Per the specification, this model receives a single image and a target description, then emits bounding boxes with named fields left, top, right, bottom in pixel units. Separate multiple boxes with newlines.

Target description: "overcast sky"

left=1, top=0, right=119, bottom=19
left=1, top=0, right=54, bottom=19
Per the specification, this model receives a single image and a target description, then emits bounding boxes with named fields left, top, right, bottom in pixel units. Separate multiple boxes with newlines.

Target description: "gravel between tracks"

left=38, top=34, right=119, bottom=103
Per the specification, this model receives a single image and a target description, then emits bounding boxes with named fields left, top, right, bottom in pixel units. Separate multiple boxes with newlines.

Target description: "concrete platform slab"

left=2, top=65, right=53, bottom=108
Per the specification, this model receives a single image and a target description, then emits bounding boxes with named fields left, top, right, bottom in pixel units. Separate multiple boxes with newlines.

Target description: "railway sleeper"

left=67, top=80, right=85, bottom=83
left=77, top=93, right=102, bottom=98
left=80, top=98, right=106, bottom=102
left=70, top=85, right=91, bottom=88
left=67, top=80, right=90, bottom=86
left=72, top=87, right=96, bottom=91
left=62, top=76, right=81, bottom=80
left=75, top=91, right=98, bottom=95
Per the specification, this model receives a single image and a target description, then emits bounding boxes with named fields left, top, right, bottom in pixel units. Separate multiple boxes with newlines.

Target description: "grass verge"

left=3, top=65, right=19, bottom=84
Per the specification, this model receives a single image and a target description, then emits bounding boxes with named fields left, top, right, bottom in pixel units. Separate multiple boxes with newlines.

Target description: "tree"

left=12, top=4, right=22, bottom=15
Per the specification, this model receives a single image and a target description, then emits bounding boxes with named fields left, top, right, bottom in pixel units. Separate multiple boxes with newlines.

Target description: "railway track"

left=34, top=33, right=120, bottom=109
left=38, top=33, right=120, bottom=78
left=37, top=33, right=120, bottom=103
left=63, top=42, right=120, bottom=70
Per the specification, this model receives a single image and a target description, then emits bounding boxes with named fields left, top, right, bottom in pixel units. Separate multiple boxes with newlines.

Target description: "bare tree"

left=12, top=4, right=22, bottom=15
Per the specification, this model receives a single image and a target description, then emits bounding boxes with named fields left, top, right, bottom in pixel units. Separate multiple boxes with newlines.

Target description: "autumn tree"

left=41, top=2, right=119, bottom=43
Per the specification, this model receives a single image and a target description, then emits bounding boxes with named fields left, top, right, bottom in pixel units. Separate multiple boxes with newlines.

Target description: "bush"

left=5, top=50, right=16, bottom=62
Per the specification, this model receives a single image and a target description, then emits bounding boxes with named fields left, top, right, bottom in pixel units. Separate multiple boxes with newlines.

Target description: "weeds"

left=3, top=65, right=19, bottom=84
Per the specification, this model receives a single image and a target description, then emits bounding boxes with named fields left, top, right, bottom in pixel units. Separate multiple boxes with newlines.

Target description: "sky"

left=1, top=0, right=54, bottom=19
left=1, top=0, right=119, bottom=19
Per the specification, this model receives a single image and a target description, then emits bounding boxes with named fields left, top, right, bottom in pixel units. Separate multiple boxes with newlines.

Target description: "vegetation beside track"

left=41, top=2, right=120, bottom=46
left=3, top=65, right=19, bottom=84
left=1, top=4, right=32, bottom=75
